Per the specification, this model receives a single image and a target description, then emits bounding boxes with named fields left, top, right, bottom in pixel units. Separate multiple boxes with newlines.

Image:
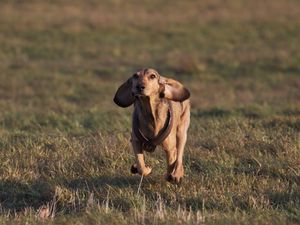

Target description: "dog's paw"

left=140, top=166, right=152, bottom=176
left=131, top=164, right=152, bottom=176
left=130, top=164, right=139, bottom=174
left=165, top=164, right=184, bottom=184
left=165, top=173, right=183, bottom=184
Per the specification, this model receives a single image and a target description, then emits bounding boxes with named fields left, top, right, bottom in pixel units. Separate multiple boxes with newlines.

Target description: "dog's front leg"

left=130, top=138, right=152, bottom=176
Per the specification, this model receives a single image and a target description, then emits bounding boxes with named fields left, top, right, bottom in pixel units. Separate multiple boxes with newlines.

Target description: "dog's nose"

left=136, top=85, right=145, bottom=92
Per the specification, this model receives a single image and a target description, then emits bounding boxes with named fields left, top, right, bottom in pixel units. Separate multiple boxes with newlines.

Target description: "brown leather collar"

left=133, top=100, right=173, bottom=152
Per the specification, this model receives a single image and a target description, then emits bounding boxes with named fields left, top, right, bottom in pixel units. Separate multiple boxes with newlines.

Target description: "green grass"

left=0, top=0, right=299, bottom=224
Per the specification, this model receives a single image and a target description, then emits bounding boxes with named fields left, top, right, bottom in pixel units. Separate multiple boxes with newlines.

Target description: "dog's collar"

left=133, top=100, right=173, bottom=152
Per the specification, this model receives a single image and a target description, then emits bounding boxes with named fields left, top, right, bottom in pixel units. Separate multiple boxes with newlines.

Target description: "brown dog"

left=114, top=68, right=190, bottom=183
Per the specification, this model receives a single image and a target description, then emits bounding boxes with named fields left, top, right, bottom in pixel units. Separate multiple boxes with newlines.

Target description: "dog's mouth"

left=135, top=93, right=146, bottom=97
left=133, top=92, right=147, bottom=97
left=133, top=94, right=152, bottom=101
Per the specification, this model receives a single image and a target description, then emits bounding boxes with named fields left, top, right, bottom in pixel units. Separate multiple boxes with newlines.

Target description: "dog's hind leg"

left=162, top=131, right=178, bottom=182
left=169, top=105, right=190, bottom=183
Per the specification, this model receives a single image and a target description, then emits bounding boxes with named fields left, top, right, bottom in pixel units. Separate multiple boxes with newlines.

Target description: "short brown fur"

left=114, top=68, right=190, bottom=183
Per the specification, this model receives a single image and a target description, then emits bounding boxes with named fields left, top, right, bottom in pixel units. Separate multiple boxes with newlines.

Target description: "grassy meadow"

left=0, top=0, right=299, bottom=224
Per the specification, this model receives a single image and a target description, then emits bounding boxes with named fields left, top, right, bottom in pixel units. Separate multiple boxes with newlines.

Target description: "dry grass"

left=0, top=0, right=299, bottom=224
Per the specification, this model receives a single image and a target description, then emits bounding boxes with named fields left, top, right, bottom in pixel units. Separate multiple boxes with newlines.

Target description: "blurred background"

left=0, top=0, right=299, bottom=134
left=0, top=0, right=299, bottom=223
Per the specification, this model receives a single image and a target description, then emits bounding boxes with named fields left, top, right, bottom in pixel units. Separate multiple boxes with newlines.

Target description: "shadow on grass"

left=65, top=175, right=142, bottom=190
left=268, top=191, right=300, bottom=209
left=0, top=179, right=54, bottom=212
left=64, top=175, right=158, bottom=212
left=233, top=158, right=300, bottom=185
left=0, top=175, right=145, bottom=213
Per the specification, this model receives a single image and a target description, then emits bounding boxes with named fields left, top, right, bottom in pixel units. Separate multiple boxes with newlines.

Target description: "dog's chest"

left=137, top=104, right=169, bottom=139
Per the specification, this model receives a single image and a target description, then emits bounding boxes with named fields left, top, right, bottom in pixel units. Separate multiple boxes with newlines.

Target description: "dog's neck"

left=134, top=95, right=168, bottom=137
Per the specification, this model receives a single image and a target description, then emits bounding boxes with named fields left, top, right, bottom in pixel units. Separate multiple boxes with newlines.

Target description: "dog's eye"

left=150, top=74, right=156, bottom=80
left=133, top=74, right=139, bottom=79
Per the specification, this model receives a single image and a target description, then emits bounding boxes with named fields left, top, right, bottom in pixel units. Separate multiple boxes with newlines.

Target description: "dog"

left=113, top=68, right=190, bottom=183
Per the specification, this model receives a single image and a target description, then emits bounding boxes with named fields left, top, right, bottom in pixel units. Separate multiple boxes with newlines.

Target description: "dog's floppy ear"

left=159, top=76, right=190, bottom=102
left=113, top=78, right=135, bottom=107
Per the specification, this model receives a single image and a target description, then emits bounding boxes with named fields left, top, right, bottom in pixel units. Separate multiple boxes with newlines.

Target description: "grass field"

left=0, top=0, right=299, bottom=224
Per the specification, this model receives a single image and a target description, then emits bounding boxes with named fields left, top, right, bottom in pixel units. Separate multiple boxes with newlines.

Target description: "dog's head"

left=113, top=68, right=190, bottom=108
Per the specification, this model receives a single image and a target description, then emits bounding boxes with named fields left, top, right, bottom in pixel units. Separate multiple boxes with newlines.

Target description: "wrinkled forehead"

left=136, top=68, right=159, bottom=76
